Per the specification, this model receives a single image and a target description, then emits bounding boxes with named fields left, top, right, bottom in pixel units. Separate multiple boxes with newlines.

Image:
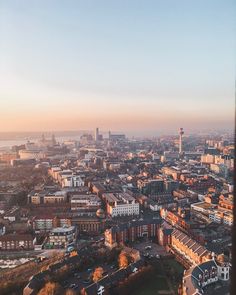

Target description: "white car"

left=145, top=246, right=151, bottom=250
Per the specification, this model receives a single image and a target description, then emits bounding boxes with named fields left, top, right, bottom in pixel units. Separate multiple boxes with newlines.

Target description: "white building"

left=62, top=175, right=84, bottom=187
left=19, top=149, right=45, bottom=160
left=223, top=213, right=233, bottom=226
left=103, top=193, right=139, bottom=217
left=209, top=212, right=222, bottom=224
left=70, top=194, right=101, bottom=211
left=0, top=224, right=6, bottom=236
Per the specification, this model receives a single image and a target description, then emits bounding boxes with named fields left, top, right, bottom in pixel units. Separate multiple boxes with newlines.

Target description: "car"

left=83, top=279, right=91, bottom=284
left=69, top=283, right=76, bottom=288
left=63, top=280, right=69, bottom=287
left=156, top=254, right=160, bottom=258
left=87, top=268, right=92, bottom=272
left=145, top=246, right=152, bottom=250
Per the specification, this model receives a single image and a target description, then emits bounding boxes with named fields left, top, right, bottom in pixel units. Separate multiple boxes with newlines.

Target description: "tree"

left=118, top=253, right=129, bottom=269
left=92, top=267, right=104, bottom=282
left=70, top=250, right=78, bottom=257
left=37, top=282, right=62, bottom=295
left=40, top=265, right=49, bottom=272
left=65, top=290, right=76, bottom=295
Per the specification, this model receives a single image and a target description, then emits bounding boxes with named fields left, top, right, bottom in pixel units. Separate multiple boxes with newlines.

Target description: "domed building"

left=216, top=254, right=230, bottom=281
left=182, top=253, right=230, bottom=294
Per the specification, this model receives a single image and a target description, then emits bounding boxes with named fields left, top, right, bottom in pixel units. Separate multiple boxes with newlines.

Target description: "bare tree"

left=118, top=253, right=129, bottom=269
left=92, top=267, right=104, bottom=282
left=37, top=282, right=62, bottom=295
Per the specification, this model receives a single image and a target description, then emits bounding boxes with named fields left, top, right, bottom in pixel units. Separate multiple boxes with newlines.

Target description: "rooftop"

left=50, top=226, right=75, bottom=233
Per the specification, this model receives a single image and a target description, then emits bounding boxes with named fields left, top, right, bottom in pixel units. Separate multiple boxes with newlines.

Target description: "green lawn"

left=133, top=258, right=184, bottom=295
left=134, top=275, right=170, bottom=295
left=164, top=259, right=184, bottom=274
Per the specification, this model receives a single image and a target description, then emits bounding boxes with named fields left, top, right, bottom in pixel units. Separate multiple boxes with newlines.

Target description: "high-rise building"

left=179, top=127, right=184, bottom=154
left=95, top=127, right=99, bottom=142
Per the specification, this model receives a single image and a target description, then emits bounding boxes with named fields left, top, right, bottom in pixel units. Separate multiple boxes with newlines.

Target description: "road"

left=60, top=261, right=118, bottom=293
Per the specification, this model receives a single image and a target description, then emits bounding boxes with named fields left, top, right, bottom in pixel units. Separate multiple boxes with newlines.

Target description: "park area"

left=134, top=257, right=184, bottom=295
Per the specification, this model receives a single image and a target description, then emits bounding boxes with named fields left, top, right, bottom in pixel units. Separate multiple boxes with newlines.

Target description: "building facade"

left=104, top=218, right=162, bottom=248
left=48, top=226, right=77, bottom=248
left=0, top=234, right=36, bottom=251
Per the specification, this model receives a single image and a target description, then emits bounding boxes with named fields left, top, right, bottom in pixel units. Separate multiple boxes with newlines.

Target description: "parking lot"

left=132, top=241, right=169, bottom=258
left=203, top=280, right=230, bottom=295
left=206, top=236, right=232, bottom=254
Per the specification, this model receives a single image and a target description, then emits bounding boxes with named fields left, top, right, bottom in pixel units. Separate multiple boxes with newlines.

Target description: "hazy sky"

left=0, top=0, right=235, bottom=135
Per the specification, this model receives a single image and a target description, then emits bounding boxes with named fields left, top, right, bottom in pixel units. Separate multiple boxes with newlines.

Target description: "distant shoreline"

left=0, top=131, right=89, bottom=141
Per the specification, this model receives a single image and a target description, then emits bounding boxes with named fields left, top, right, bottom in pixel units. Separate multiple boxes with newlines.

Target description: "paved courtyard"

left=132, top=240, right=169, bottom=257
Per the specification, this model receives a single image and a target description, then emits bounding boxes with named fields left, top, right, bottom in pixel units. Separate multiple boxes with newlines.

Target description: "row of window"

left=0, top=241, right=32, bottom=245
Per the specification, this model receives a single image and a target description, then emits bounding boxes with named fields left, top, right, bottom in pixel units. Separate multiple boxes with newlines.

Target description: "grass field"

left=135, top=276, right=169, bottom=295
left=133, top=258, right=184, bottom=295
left=135, top=275, right=170, bottom=295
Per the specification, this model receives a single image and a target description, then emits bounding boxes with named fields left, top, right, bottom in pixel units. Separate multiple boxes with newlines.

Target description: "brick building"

left=0, top=234, right=35, bottom=251
left=104, top=218, right=162, bottom=248
left=170, top=229, right=210, bottom=266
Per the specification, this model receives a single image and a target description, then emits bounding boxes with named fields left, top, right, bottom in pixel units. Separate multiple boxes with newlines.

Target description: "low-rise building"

left=149, top=193, right=175, bottom=211
left=170, top=228, right=210, bottom=266
left=70, top=194, right=101, bottom=211
left=157, top=221, right=173, bottom=246
left=0, top=234, right=36, bottom=251
left=33, top=215, right=71, bottom=232
left=137, top=179, right=165, bottom=195
left=71, top=212, right=105, bottom=233
left=182, top=255, right=230, bottom=295
left=3, top=206, right=20, bottom=222
left=28, top=191, right=67, bottom=205
left=103, top=192, right=139, bottom=217
left=48, top=226, right=77, bottom=248
left=104, top=218, right=161, bottom=248
left=62, top=175, right=84, bottom=187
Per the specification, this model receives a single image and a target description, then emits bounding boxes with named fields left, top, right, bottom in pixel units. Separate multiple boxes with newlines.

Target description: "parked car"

left=145, top=246, right=152, bottom=250
left=69, top=283, right=76, bottom=289
left=83, top=279, right=92, bottom=284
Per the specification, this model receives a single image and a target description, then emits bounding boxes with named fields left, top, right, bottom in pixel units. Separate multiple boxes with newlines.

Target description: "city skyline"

left=0, top=0, right=235, bottom=134
left=0, top=2, right=234, bottom=294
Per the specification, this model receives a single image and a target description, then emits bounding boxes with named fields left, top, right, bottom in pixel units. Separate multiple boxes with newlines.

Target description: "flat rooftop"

left=191, top=202, right=217, bottom=210
left=51, top=226, right=75, bottom=233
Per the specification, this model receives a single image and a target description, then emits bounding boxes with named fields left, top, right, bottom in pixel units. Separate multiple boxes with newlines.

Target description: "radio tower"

left=179, top=128, right=184, bottom=154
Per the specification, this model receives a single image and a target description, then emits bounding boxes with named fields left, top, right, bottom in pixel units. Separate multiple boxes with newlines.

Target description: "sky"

left=0, top=0, right=235, bottom=135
